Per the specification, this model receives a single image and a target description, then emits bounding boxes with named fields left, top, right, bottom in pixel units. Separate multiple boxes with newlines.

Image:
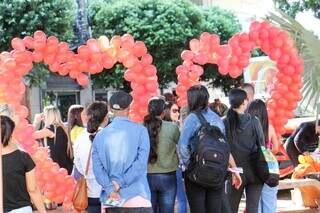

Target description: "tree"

left=0, top=0, right=76, bottom=87
left=90, top=0, right=242, bottom=92
left=274, top=0, right=320, bottom=18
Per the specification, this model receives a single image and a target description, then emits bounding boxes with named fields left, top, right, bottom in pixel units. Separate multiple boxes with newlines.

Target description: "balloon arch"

left=0, top=20, right=303, bottom=208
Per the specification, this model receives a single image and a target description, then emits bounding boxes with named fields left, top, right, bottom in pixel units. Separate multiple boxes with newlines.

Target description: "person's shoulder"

left=16, top=149, right=34, bottom=163
left=162, top=120, right=179, bottom=130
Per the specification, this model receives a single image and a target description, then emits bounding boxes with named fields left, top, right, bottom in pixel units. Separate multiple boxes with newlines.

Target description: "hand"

left=109, top=191, right=121, bottom=201
left=316, top=126, right=320, bottom=134
left=303, top=151, right=310, bottom=156
left=46, top=129, right=55, bottom=138
left=112, top=180, right=120, bottom=192
left=232, top=172, right=242, bottom=190
left=34, top=113, right=44, bottom=124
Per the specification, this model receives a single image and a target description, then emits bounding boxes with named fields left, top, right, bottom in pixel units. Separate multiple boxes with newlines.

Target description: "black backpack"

left=186, top=112, right=230, bottom=189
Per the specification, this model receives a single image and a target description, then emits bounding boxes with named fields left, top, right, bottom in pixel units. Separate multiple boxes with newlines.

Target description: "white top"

left=74, top=131, right=102, bottom=198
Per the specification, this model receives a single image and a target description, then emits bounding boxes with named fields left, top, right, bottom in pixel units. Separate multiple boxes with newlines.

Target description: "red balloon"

left=23, top=36, right=34, bottom=49
left=32, top=51, right=44, bottom=62
left=217, top=45, right=231, bottom=57
left=33, top=31, right=47, bottom=42
left=101, top=54, right=116, bottom=69
left=176, top=65, right=188, bottom=75
left=11, top=38, right=26, bottom=51
left=133, top=41, right=147, bottom=57
left=181, top=50, right=194, bottom=61
left=86, top=39, right=100, bottom=53
left=142, top=54, right=153, bottom=65
left=282, top=65, right=295, bottom=75
left=190, top=39, right=201, bottom=52
left=77, top=73, right=89, bottom=86
left=77, top=45, right=91, bottom=59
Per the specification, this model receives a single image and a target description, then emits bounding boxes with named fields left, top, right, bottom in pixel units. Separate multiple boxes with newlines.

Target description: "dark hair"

left=187, top=85, right=209, bottom=112
left=163, top=93, right=175, bottom=102
left=242, top=83, right=255, bottom=93
left=247, top=99, right=269, bottom=141
left=67, top=105, right=84, bottom=133
left=86, top=101, right=108, bottom=141
left=144, top=98, right=166, bottom=164
left=226, top=88, right=248, bottom=141
left=163, top=101, right=175, bottom=122
left=1, top=115, right=15, bottom=147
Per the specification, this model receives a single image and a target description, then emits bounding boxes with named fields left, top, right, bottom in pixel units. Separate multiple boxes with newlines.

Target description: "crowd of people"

left=2, top=83, right=320, bottom=213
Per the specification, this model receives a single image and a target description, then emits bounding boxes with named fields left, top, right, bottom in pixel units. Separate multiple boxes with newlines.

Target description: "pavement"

left=34, top=190, right=319, bottom=213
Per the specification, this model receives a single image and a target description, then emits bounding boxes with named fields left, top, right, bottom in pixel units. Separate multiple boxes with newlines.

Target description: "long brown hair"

left=67, top=105, right=84, bottom=136
left=144, top=98, right=166, bottom=164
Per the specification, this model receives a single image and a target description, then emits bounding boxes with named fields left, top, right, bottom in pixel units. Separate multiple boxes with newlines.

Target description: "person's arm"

left=269, top=125, right=280, bottom=154
left=33, top=113, right=44, bottom=130
left=178, top=114, right=198, bottom=167
left=115, top=127, right=150, bottom=188
left=229, top=154, right=242, bottom=189
left=32, top=128, right=54, bottom=140
left=26, top=169, right=46, bottom=213
left=92, top=134, right=114, bottom=196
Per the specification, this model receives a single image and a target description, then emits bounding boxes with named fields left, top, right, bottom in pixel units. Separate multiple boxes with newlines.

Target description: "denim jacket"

left=92, top=117, right=151, bottom=201
left=178, top=108, right=225, bottom=168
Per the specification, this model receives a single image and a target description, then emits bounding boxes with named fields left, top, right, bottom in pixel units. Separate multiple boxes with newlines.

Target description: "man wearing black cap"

left=92, top=91, right=152, bottom=212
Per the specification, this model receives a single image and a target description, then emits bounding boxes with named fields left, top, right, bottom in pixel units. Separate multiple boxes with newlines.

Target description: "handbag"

left=252, top=117, right=280, bottom=187
left=72, top=145, right=92, bottom=211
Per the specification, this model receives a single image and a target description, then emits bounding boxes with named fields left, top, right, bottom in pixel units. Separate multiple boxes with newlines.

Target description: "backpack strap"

left=194, top=111, right=210, bottom=129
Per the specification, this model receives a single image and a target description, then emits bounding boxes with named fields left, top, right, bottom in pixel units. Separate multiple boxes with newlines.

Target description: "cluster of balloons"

left=33, top=147, right=76, bottom=209
left=176, top=21, right=304, bottom=135
left=0, top=31, right=158, bottom=208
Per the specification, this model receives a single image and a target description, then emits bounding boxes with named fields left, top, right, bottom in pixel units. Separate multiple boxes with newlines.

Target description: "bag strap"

left=84, top=145, right=93, bottom=176
left=194, top=111, right=210, bottom=129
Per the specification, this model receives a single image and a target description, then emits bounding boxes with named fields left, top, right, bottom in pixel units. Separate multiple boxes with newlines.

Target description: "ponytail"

left=226, top=88, right=248, bottom=142
left=144, top=114, right=162, bottom=164
left=226, top=108, right=239, bottom=142
left=144, top=98, right=166, bottom=164
left=86, top=101, right=108, bottom=142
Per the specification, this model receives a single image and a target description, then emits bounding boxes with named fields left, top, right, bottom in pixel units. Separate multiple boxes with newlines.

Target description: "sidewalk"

left=34, top=190, right=319, bottom=213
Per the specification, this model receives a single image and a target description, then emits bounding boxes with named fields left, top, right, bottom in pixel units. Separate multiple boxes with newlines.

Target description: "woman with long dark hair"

left=247, top=99, right=280, bottom=213
left=163, top=101, right=180, bottom=123
left=178, top=85, right=241, bottom=213
left=144, top=98, right=180, bottom=213
left=73, top=101, right=108, bottom=213
left=224, top=89, right=265, bottom=213
left=2, top=115, right=46, bottom=213
left=67, top=105, right=85, bottom=144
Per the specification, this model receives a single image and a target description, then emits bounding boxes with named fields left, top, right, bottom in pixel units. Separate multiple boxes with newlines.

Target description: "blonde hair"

left=43, top=105, right=64, bottom=127
left=43, top=105, right=73, bottom=158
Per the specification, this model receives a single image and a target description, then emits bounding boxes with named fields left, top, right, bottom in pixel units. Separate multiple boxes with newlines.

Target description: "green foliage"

left=274, top=0, right=320, bottom=18
left=90, top=0, right=242, bottom=92
left=0, top=0, right=76, bottom=86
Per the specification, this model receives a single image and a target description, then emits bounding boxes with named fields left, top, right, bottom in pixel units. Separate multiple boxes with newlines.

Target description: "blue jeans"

left=176, top=169, right=188, bottom=213
left=88, top=197, right=101, bottom=213
left=258, top=184, right=278, bottom=213
left=7, top=206, right=32, bottom=213
left=147, top=172, right=177, bottom=213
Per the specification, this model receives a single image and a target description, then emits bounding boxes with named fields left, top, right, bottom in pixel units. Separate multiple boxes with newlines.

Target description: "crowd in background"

left=2, top=83, right=320, bottom=213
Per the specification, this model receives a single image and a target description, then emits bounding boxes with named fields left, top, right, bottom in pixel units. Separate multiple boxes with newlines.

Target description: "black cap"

left=109, top=91, right=133, bottom=110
